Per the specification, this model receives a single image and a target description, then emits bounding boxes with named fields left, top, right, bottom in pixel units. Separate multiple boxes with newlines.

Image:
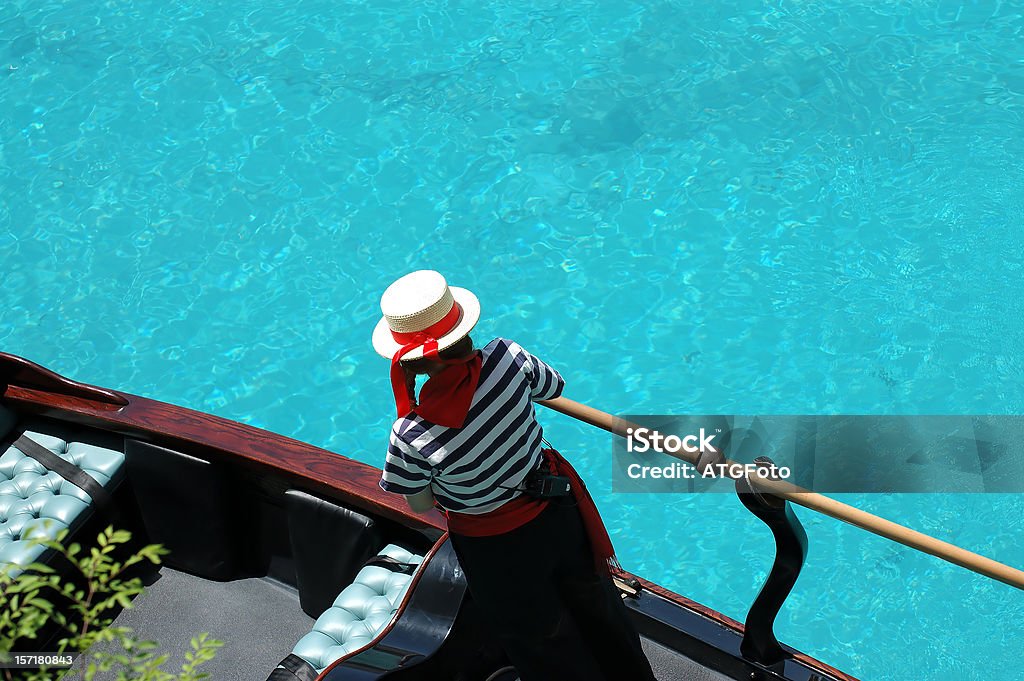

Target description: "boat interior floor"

left=69, top=566, right=733, bottom=681
left=642, top=637, right=732, bottom=681
left=71, top=566, right=314, bottom=681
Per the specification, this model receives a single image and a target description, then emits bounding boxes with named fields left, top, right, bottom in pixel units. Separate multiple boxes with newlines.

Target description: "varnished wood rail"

left=539, top=396, right=1024, bottom=591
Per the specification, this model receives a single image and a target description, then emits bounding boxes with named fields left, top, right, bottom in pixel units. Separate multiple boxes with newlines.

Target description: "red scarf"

left=414, top=353, right=482, bottom=428
left=388, top=303, right=482, bottom=428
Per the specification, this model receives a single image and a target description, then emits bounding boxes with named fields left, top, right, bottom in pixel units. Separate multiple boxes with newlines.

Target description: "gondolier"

left=372, top=270, right=656, bottom=681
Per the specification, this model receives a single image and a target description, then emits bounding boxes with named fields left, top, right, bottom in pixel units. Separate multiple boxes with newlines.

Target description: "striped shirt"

left=379, top=338, right=564, bottom=514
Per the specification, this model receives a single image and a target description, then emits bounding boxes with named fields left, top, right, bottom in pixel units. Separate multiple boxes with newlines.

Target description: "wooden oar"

left=539, top=396, right=1024, bottom=591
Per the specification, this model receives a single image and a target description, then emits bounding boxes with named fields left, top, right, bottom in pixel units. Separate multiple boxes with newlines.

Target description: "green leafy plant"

left=0, top=525, right=222, bottom=680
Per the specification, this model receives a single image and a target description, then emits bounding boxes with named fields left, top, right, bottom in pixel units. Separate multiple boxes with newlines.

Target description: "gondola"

left=0, top=351, right=859, bottom=681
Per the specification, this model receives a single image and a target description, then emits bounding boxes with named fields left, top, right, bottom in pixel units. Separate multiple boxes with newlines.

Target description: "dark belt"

left=13, top=434, right=114, bottom=511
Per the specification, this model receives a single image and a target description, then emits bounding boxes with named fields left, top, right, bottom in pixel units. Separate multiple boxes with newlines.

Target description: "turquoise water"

left=2, top=0, right=1023, bottom=678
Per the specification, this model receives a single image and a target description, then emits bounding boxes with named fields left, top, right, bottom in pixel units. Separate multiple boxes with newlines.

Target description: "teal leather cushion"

left=291, top=544, right=424, bottom=672
left=0, top=431, right=124, bottom=570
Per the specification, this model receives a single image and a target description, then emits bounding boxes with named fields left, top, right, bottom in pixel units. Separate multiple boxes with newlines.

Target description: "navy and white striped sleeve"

left=380, top=426, right=432, bottom=494
left=508, top=341, right=565, bottom=400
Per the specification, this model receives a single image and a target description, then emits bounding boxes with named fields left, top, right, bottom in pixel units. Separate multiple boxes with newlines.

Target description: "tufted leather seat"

left=289, top=544, right=424, bottom=673
left=0, top=431, right=124, bottom=570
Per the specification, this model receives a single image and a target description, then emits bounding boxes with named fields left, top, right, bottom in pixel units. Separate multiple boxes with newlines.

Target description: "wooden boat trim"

left=0, top=381, right=445, bottom=535
left=0, top=352, right=128, bottom=407
left=0, top=354, right=859, bottom=680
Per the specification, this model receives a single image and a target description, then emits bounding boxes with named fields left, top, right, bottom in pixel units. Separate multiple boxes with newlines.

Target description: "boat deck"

left=73, top=567, right=314, bottom=680
left=71, top=566, right=732, bottom=680
left=643, top=637, right=732, bottom=681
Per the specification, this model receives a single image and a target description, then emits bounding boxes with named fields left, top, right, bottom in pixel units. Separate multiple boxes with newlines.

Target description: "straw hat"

left=371, top=270, right=480, bottom=360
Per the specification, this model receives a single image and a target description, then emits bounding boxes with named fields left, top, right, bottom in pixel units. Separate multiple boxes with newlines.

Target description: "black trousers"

left=448, top=497, right=657, bottom=681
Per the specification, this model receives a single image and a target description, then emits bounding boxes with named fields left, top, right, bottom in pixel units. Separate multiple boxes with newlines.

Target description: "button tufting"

left=0, top=435, right=124, bottom=574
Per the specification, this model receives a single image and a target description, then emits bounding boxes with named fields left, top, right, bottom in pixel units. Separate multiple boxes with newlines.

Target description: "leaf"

left=1, top=526, right=221, bottom=681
